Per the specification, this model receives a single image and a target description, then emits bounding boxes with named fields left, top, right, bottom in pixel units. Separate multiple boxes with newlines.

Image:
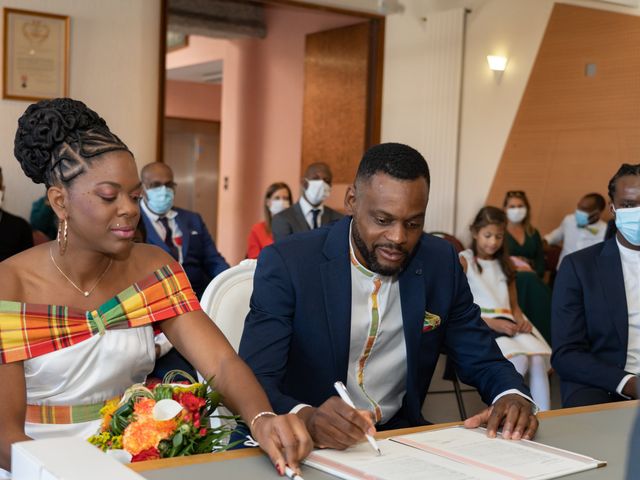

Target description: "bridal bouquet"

left=88, top=371, right=239, bottom=462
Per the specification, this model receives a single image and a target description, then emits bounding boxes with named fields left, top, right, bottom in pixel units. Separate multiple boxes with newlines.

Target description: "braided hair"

left=14, top=98, right=130, bottom=188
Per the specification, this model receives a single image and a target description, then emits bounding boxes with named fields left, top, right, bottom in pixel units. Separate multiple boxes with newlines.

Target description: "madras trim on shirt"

left=350, top=252, right=384, bottom=422
left=0, top=263, right=200, bottom=364
left=480, top=307, right=512, bottom=316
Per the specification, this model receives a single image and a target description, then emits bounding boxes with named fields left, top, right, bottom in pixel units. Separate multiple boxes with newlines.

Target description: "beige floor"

left=421, top=355, right=562, bottom=424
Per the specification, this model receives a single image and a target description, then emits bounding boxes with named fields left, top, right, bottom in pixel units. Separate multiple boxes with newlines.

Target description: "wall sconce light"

left=487, top=55, right=508, bottom=72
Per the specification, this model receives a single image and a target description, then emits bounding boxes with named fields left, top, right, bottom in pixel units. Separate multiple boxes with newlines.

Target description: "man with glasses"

left=140, top=162, right=229, bottom=297
left=140, top=162, right=229, bottom=378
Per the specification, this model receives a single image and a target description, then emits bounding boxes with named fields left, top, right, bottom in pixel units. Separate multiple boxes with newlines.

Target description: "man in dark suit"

left=272, top=162, right=343, bottom=242
left=140, top=162, right=229, bottom=298
left=240, top=143, right=537, bottom=450
left=140, top=162, right=229, bottom=378
left=0, top=167, right=33, bottom=261
left=552, top=163, right=640, bottom=407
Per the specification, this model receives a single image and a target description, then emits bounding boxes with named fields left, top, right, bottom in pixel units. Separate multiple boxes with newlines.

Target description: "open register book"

left=303, top=426, right=606, bottom=480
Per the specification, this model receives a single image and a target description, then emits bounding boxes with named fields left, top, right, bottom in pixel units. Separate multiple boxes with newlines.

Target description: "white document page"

left=304, top=439, right=512, bottom=480
left=303, top=427, right=605, bottom=480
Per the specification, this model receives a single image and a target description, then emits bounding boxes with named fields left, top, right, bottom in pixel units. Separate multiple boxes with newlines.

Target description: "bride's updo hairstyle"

left=14, top=98, right=131, bottom=188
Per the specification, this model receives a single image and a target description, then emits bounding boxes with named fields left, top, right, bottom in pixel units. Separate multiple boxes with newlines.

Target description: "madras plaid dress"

left=0, top=263, right=201, bottom=425
left=0, top=262, right=200, bottom=365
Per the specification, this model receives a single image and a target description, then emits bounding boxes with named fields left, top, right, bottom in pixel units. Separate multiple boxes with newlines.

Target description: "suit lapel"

left=141, top=212, right=170, bottom=255
left=399, top=253, right=426, bottom=396
left=596, top=238, right=629, bottom=348
left=174, top=210, right=190, bottom=257
left=293, top=203, right=311, bottom=232
left=320, top=218, right=352, bottom=381
left=321, top=208, right=333, bottom=226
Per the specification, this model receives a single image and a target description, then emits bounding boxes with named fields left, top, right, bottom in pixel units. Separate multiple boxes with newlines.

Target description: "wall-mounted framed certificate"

left=3, top=8, right=69, bottom=101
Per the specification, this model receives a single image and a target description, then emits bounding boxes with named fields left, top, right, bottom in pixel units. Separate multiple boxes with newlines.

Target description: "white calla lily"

left=153, top=399, right=184, bottom=421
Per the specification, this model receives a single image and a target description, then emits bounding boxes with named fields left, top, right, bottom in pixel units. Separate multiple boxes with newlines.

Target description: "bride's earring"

left=57, top=218, right=68, bottom=256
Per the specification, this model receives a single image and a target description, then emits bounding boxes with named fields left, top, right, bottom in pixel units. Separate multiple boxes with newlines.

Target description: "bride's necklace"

left=49, top=248, right=113, bottom=297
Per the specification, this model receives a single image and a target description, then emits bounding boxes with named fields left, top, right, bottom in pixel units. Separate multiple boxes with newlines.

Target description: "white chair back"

left=199, top=259, right=257, bottom=351
left=198, top=259, right=257, bottom=436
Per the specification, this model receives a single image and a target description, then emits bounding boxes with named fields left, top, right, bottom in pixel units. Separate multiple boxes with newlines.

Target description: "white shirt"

left=616, top=239, right=640, bottom=396
left=299, top=195, right=324, bottom=229
left=141, top=199, right=183, bottom=263
left=347, top=233, right=407, bottom=423
left=545, top=215, right=606, bottom=267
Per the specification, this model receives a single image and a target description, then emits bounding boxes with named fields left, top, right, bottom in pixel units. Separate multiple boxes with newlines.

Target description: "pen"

left=333, top=381, right=382, bottom=456
left=285, top=465, right=305, bottom=480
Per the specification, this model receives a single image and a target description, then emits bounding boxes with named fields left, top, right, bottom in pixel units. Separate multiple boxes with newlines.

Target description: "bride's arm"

left=0, top=362, right=30, bottom=471
left=160, top=311, right=312, bottom=473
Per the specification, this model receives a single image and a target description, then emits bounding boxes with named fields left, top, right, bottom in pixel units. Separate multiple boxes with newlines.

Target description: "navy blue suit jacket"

left=551, top=237, right=631, bottom=404
left=239, top=217, right=529, bottom=428
left=141, top=207, right=229, bottom=298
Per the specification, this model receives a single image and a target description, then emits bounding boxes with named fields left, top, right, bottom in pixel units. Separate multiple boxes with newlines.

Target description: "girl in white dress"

left=459, top=206, right=551, bottom=411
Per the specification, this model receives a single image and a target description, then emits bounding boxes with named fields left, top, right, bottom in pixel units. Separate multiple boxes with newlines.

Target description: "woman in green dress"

left=503, top=191, right=552, bottom=344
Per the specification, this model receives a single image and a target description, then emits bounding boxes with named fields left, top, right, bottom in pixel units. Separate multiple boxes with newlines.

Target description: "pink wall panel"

left=165, top=80, right=222, bottom=121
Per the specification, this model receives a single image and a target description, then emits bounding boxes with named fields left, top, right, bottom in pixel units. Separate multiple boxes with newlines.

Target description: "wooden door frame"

left=156, top=0, right=385, bottom=161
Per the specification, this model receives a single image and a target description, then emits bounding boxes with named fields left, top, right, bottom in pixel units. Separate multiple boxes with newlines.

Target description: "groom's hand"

left=464, top=393, right=538, bottom=440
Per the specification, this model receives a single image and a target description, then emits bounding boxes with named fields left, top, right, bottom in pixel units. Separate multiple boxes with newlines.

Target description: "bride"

left=0, top=98, right=310, bottom=476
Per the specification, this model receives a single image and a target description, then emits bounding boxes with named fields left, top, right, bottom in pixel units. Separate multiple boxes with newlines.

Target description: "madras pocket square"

left=422, top=311, right=441, bottom=332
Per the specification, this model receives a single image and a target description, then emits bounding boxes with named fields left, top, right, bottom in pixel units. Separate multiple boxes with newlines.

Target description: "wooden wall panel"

left=487, top=4, right=640, bottom=233
left=301, top=22, right=369, bottom=184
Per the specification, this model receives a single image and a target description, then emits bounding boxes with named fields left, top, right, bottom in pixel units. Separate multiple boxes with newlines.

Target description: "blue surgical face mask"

left=145, top=186, right=174, bottom=215
left=614, top=205, right=640, bottom=246
left=575, top=209, right=590, bottom=228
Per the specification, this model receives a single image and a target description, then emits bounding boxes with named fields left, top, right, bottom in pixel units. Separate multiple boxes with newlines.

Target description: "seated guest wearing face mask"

left=503, top=191, right=552, bottom=343
left=139, top=162, right=229, bottom=298
left=272, top=162, right=343, bottom=242
left=247, top=182, right=292, bottom=259
left=553, top=164, right=640, bottom=407
left=139, top=162, right=230, bottom=379
left=0, top=167, right=33, bottom=262
left=544, top=193, right=607, bottom=268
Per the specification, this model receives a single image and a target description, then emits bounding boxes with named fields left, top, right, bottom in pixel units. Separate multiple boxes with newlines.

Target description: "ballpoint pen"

left=285, top=465, right=305, bottom=480
left=333, top=381, right=382, bottom=456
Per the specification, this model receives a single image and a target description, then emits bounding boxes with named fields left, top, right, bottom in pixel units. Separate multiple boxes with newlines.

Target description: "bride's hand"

left=251, top=413, right=313, bottom=476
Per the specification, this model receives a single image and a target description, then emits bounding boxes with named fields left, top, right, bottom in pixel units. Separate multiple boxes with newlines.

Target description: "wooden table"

left=132, top=401, right=639, bottom=479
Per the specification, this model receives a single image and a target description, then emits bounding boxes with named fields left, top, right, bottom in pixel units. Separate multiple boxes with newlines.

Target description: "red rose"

left=199, top=428, right=207, bottom=437
left=146, top=378, right=162, bottom=390
left=177, top=392, right=206, bottom=413
left=131, top=447, right=161, bottom=462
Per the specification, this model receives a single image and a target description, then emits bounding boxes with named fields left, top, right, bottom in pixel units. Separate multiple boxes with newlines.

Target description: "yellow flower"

left=100, top=398, right=121, bottom=432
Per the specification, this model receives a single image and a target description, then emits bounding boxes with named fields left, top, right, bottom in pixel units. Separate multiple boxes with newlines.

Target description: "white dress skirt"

left=0, top=327, right=155, bottom=478
left=460, top=249, right=551, bottom=359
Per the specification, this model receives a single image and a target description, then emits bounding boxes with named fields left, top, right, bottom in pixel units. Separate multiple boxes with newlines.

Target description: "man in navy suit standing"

left=240, top=143, right=537, bottom=450
left=552, top=163, right=640, bottom=407
left=140, top=162, right=229, bottom=377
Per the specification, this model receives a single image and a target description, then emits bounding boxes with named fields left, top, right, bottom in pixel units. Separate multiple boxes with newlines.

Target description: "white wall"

left=381, top=0, right=640, bottom=243
left=0, top=0, right=159, bottom=220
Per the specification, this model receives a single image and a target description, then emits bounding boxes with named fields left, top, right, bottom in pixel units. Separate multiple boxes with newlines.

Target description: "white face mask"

left=506, top=207, right=527, bottom=224
left=269, top=199, right=290, bottom=216
left=304, top=179, right=331, bottom=206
